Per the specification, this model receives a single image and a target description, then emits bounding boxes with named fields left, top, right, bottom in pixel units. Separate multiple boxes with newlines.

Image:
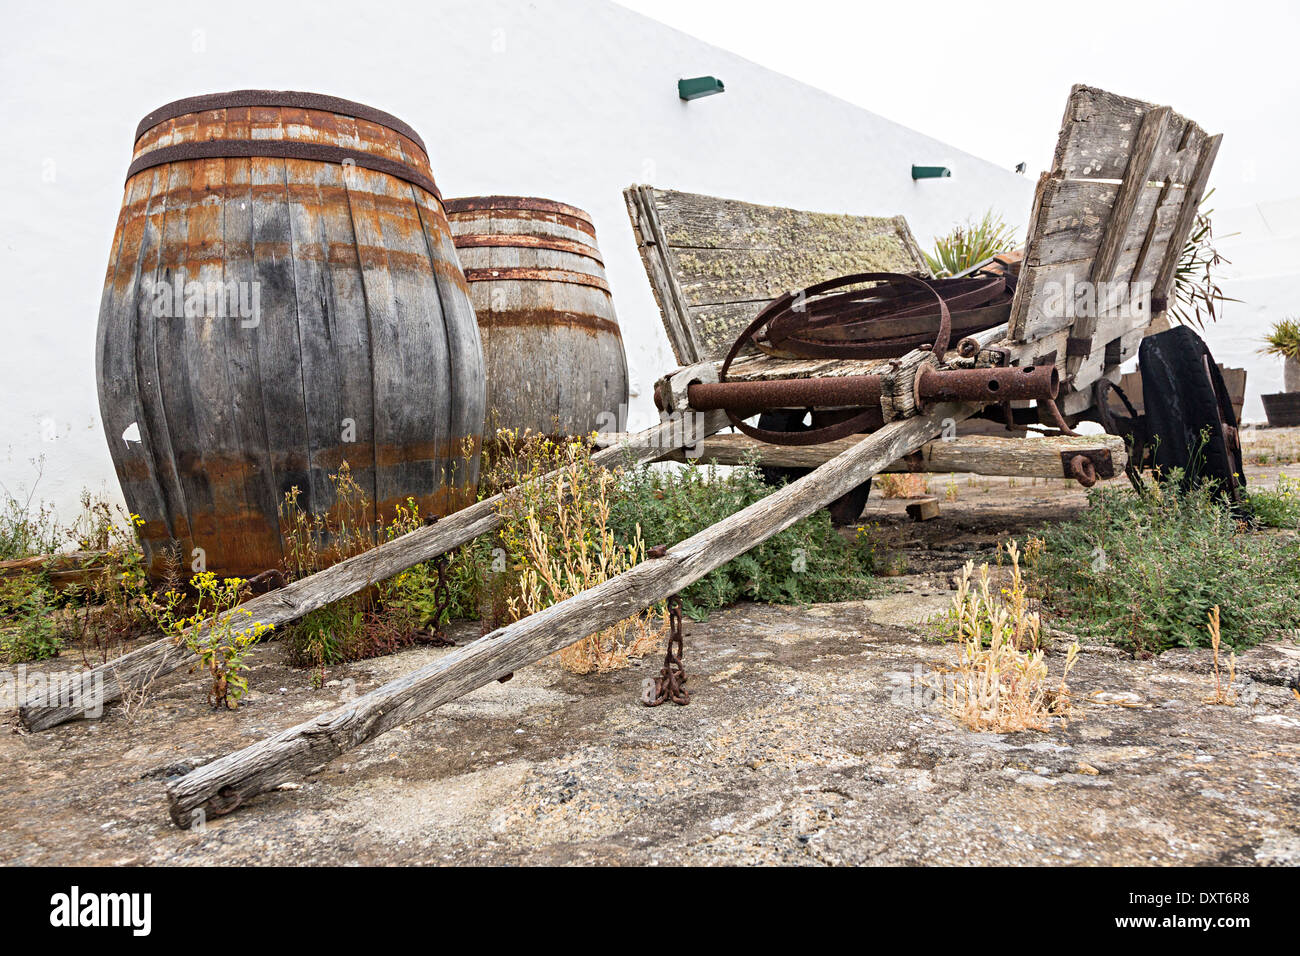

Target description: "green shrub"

left=392, top=536, right=499, bottom=628
left=607, top=462, right=875, bottom=620
left=1031, top=481, right=1300, bottom=655
left=1248, top=473, right=1300, bottom=529
left=0, top=576, right=61, bottom=663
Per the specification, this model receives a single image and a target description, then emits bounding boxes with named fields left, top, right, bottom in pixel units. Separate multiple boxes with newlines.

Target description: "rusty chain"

left=642, top=595, right=690, bottom=707
left=422, top=553, right=457, bottom=647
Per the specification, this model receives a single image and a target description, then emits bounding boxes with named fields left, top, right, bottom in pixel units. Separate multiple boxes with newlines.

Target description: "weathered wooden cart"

left=20, top=85, right=1224, bottom=828
left=622, top=83, right=1222, bottom=496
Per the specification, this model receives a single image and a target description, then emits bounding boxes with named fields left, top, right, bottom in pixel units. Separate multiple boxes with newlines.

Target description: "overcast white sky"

left=617, top=0, right=1299, bottom=210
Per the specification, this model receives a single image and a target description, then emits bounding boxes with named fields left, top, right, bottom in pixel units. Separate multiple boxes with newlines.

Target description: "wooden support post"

left=906, top=498, right=941, bottom=522
left=164, top=402, right=978, bottom=827
left=18, top=411, right=731, bottom=732
left=596, top=431, right=1127, bottom=479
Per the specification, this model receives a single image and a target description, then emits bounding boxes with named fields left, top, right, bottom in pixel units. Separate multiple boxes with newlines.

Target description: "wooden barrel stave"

left=445, top=197, right=629, bottom=438
left=99, top=93, right=484, bottom=579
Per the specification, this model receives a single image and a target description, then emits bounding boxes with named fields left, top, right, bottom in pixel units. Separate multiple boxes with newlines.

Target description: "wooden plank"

left=1089, top=107, right=1172, bottom=286
left=410, top=190, right=485, bottom=495
left=339, top=113, right=443, bottom=522
left=624, top=185, right=701, bottom=365
left=245, top=117, right=312, bottom=554
left=595, top=430, right=1128, bottom=478
left=1051, top=85, right=1207, bottom=185
left=650, top=188, right=926, bottom=256
left=96, top=158, right=177, bottom=574
left=163, top=400, right=979, bottom=827
left=219, top=109, right=287, bottom=572
left=906, top=498, right=942, bottom=521
left=1126, top=119, right=1198, bottom=288
left=1023, top=180, right=1186, bottom=275
left=1013, top=254, right=1157, bottom=345
left=282, top=114, right=350, bottom=521
left=1067, top=325, right=1145, bottom=398
left=1152, top=134, right=1224, bottom=301
left=305, top=117, right=380, bottom=523
left=625, top=186, right=929, bottom=365
left=672, top=246, right=932, bottom=308
left=1008, top=87, right=1216, bottom=349
left=16, top=412, right=731, bottom=732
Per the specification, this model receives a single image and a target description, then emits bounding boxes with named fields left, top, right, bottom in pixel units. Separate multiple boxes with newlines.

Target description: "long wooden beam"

left=164, top=402, right=978, bottom=826
left=599, top=431, right=1127, bottom=478
left=18, top=411, right=731, bottom=732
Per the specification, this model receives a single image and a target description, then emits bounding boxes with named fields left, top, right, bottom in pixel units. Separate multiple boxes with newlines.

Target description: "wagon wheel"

left=1124, top=326, right=1248, bottom=508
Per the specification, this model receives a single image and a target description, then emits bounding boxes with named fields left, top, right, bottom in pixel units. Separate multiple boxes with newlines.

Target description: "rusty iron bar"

left=686, top=374, right=883, bottom=412
left=914, top=363, right=1059, bottom=405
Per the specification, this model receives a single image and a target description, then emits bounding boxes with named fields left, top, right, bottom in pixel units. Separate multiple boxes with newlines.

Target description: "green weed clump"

left=0, top=575, right=60, bottom=663
left=1031, top=481, right=1300, bottom=655
left=608, top=461, right=876, bottom=620
left=1248, top=473, right=1300, bottom=529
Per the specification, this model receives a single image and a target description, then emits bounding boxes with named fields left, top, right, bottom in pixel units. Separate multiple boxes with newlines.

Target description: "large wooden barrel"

left=443, top=196, right=629, bottom=437
left=97, top=90, right=486, bottom=580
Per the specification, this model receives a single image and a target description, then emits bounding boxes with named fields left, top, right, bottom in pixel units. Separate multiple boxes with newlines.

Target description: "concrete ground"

left=1, top=434, right=1297, bottom=866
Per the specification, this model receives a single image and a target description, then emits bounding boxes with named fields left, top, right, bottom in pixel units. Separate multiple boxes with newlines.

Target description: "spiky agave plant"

left=924, top=210, right=1020, bottom=278
left=1169, top=189, right=1238, bottom=329
left=1261, top=317, right=1300, bottom=361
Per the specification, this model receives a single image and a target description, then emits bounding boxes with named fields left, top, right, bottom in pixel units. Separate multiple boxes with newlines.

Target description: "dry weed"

left=933, top=541, right=1079, bottom=732
left=876, top=473, right=930, bottom=499
left=504, top=441, right=664, bottom=674
left=1203, top=605, right=1237, bottom=706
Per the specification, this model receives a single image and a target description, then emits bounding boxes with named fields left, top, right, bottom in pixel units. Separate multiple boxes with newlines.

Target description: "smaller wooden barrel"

left=444, top=196, right=629, bottom=437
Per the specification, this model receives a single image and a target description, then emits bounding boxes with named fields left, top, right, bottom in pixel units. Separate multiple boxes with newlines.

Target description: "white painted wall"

left=1200, top=196, right=1300, bottom=423
left=0, top=0, right=1032, bottom=521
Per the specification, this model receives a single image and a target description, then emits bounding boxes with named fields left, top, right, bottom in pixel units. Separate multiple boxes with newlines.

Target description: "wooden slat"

left=673, top=246, right=929, bottom=308
left=1067, top=325, right=1146, bottom=398
left=1008, top=86, right=1217, bottom=359
left=1152, top=134, right=1224, bottom=301
left=1051, top=85, right=1208, bottom=186
left=625, top=185, right=701, bottom=364
left=651, top=188, right=925, bottom=255
left=624, top=186, right=929, bottom=366
left=1089, top=107, right=1172, bottom=286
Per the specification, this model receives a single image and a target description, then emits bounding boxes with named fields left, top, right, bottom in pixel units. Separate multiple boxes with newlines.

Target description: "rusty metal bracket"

left=1060, top=448, right=1115, bottom=485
